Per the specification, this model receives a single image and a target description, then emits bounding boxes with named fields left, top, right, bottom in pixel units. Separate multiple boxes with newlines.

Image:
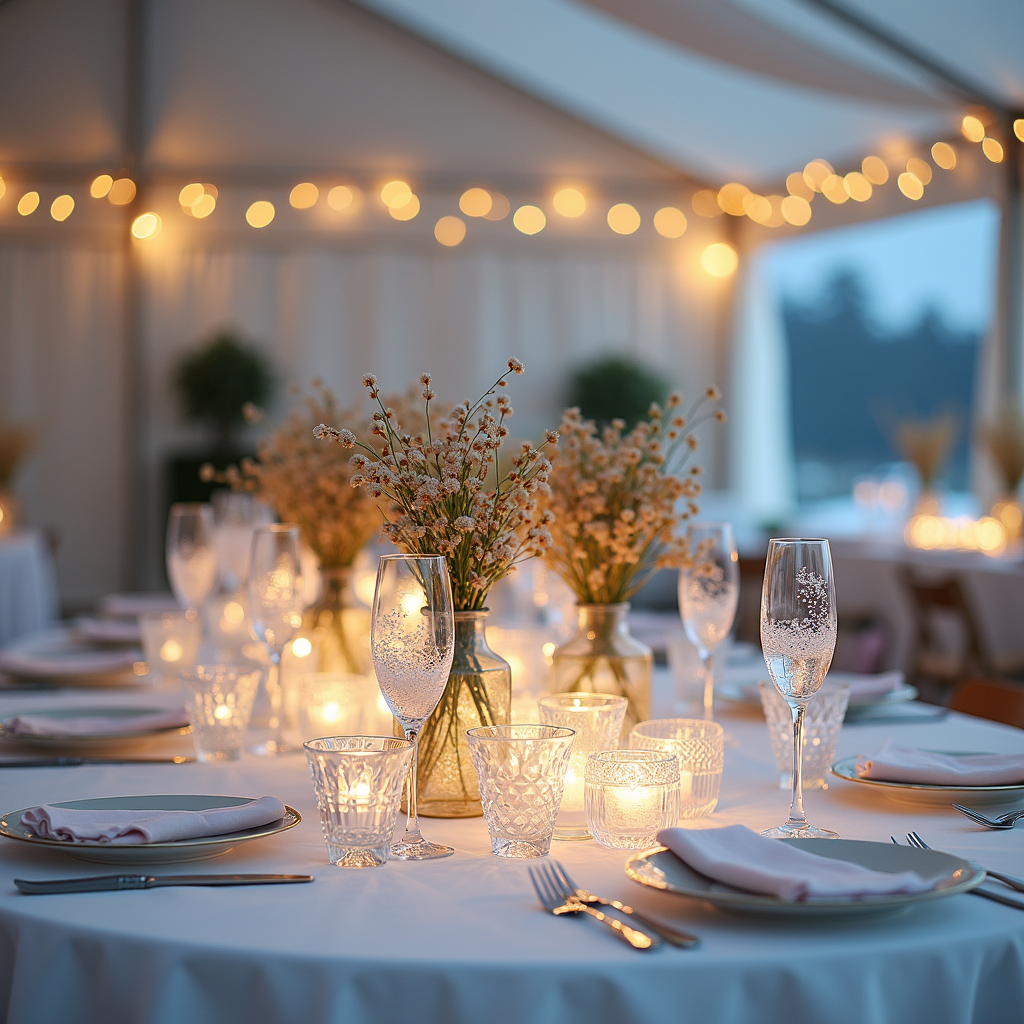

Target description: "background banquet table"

left=0, top=676, right=1021, bottom=1024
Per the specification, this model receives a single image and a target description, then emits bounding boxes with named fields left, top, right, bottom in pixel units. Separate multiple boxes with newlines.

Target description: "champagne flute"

left=679, top=522, right=739, bottom=719
left=371, top=554, right=455, bottom=861
left=166, top=503, right=217, bottom=619
left=247, top=524, right=305, bottom=756
left=759, top=538, right=838, bottom=839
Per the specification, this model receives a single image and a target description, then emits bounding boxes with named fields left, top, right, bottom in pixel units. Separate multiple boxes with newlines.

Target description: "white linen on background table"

left=0, top=675, right=1021, bottom=1024
left=0, top=531, right=59, bottom=648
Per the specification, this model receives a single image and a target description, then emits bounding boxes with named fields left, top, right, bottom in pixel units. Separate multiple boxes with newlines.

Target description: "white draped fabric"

left=0, top=531, right=59, bottom=645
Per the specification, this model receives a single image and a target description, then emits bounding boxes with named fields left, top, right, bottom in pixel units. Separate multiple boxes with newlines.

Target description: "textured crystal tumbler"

left=759, top=680, right=849, bottom=791
left=304, top=736, right=414, bottom=868
left=466, top=724, right=575, bottom=858
left=537, top=694, right=627, bottom=840
left=179, top=662, right=261, bottom=761
left=584, top=749, right=681, bottom=849
left=629, top=718, right=724, bottom=818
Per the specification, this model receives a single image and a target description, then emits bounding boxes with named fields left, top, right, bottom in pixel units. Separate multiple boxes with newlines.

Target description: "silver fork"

left=952, top=803, right=1024, bottom=830
left=527, top=864, right=659, bottom=950
left=896, top=832, right=1024, bottom=907
left=548, top=860, right=700, bottom=949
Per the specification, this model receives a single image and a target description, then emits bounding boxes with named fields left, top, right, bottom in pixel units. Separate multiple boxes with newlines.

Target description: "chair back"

left=949, top=677, right=1024, bottom=729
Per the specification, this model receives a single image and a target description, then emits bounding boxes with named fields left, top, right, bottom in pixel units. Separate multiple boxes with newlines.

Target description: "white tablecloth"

left=0, top=676, right=1021, bottom=1024
left=0, top=531, right=59, bottom=647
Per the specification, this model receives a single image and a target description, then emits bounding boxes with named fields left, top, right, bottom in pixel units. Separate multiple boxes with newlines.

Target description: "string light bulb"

left=388, top=193, right=420, bottom=220
left=1015, top=119, right=1024, bottom=143
left=906, top=158, right=933, bottom=185
left=17, top=191, right=39, bottom=216
left=380, top=180, right=412, bottom=208
left=861, top=156, right=889, bottom=185
left=961, top=115, right=985, bottom=143
left=459, top=188, right=492, bottom=217
left=931, top=142, right=956, bottom=170
left=246, top=201, right=276, bottom=228
left=50, top=195, right=75, bottom=221
left=716, top=183, right=749, bottom=216
left=107, top=178, right=136, bottom=206
left=513, top=205, right=546, bottom=235
left=653, top=207, right=687, bottom=238
left=982, top=137, right=1004, bottom=163
left=700, top=242, right=738, bottom=278
left=781, top=195, right=812, bottom=226
left=131, top=212, right=161, bottom=239
left=90, top=174, right=113, bottom=199
left=434, top=215, right=466, bottom=246
left=289, top=183, right=319, bottom=209
left=607, top=203, right=640, bottom=234
left=553, top=188, right=586, bottom=218
left=897, top=172, right=924, bottom=200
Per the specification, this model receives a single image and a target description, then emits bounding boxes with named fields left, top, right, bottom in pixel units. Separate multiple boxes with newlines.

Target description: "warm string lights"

left=1, top=113, right=1016, bottom=281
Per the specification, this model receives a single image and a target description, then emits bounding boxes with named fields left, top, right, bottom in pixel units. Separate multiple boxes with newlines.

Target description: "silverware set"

left=953, top=803, right=1024, bottom=830
left=0, top=756, right=195, bottom=767
left=891, top=831, right=1024, bottom=910
left=528, top=859, right=699, bottom=951
left=15, top=873, right=314, bottom=894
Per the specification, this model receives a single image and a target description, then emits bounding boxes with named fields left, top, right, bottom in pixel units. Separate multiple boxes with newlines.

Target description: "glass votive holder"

left=758, top=680, right=850, bottom=790
left=629, top=719, right=725, bottom=818
left=140, top=612, right=202, bottom=684
left=584, top=749, right=681, bottom=850
left=179, top=662, right=261, bottom=761
left=297, top=672, right=386, bottom=740
left=466, top=724, right=575, bottom=858
left=304, top=736, right=414, bottom=868
left=536, top=693, right=627, bottom=840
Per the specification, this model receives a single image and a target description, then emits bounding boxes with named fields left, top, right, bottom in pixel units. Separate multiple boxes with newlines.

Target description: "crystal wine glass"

left=166, top=503, right=217, bottom=618
left=679, top=522, right=739, bottom=719
left=247, top=524, right=305, bottom=756
left=371, top=554, right=455, bottom=860
left=759, top=538, right=838, bottom=839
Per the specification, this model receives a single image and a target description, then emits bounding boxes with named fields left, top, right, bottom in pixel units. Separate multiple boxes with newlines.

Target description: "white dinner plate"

left=625, top=839, right=984, bottom=917
left=717, top=679, right=918, bottom=711
left=0, top=706, right=190, bottom=749
left=831, top=754, right=1024, bottom=807
left=0, top=629, right=143, bottom=686
left=72, top=618, right=142, bottom=646
left=97, top=593, right=181, bottom=620
left=0, top=795, right=301, bottom=864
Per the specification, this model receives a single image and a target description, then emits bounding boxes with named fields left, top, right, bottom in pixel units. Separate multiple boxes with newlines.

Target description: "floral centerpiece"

left=0, top=423, right=35, bottom=536
left=895, top=412, right=958, bottom=513
left=542, top=389, right=724, bottom=730
left=204, top=381, right=385, bottom=673
left=981, top=406, right=1024, bottom=543
left=315, top=359, right=556, bottom=816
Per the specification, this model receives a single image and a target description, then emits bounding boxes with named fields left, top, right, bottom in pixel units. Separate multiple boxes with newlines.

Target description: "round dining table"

left=0, top=673, right=1021, bottom=1024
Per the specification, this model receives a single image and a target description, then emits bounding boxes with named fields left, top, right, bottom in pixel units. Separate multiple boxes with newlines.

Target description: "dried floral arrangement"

left=981, top=406, right=1024, bottom=494
left=542, top=389, right=725, bottom=605
left=314, top=358, right=556, bottom=610
left=895, top=412, right=958, bottom=490
left=202, top=381, right=389, bottom=568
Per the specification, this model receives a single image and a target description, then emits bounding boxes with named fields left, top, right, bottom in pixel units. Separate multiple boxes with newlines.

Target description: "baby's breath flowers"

left=202, top=381, right=384, bottom=568
left=315, top=359, right=556, bottom=611
left=542, top=387, right=725, bottom=604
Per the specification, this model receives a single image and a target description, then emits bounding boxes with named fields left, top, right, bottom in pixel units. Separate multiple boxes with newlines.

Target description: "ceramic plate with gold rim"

left=0, top=795, right=300, bottom=865
left=831, top=754, right=1024, bottom=807
left=625, top=839, right=984, bottom=917
left=0, top=706, right=190, bottom=749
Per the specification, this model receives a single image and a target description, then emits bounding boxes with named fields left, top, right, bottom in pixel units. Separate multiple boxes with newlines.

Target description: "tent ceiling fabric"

left=355, top=0, right=1020, bottom=186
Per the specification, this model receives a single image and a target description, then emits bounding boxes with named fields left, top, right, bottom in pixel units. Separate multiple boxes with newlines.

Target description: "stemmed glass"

left=678, top=522, right=739, bottom=719
left=759, top=538, right=838, bottom=839
left=371, top=554, right=455, bottom=860
left=166, top=503, right=217, bottom=619
left=247, top=524, right=305, bottom=756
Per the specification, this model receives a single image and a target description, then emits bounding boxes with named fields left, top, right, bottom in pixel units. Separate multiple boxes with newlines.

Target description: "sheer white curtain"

left=0, top=246, right=126, bottom=607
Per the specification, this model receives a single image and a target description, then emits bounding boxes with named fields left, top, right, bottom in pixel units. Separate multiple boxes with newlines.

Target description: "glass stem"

left=787, top=703, right=808, bottom=828
left=702, top=651, right=714, bottom=719
left=403, top=726, right=424, bottom=842
left=268, top=651, right=284, bottom=745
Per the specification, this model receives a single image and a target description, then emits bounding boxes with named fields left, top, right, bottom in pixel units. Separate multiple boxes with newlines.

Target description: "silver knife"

left=15, top=873, right=314, bottom=894
left=0, top=756, right=195, bottom=767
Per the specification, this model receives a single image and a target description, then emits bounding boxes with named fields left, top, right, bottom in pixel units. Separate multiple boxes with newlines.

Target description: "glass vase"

left=301, top=566, right=370, bottom=676
left=414, top=610, right=511, bottom=818
left=552, top=603, right=652, bottom=737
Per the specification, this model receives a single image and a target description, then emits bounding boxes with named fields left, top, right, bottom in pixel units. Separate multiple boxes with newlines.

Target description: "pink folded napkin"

left=6, top=709, right=190, bottom=738
left=21, top=796, right=286, bottom=844
left=855, top=741, right=1024, bottom=786
left=825, top=671, right=904, bottom=699
left=657, top=824, right=934, bottom=901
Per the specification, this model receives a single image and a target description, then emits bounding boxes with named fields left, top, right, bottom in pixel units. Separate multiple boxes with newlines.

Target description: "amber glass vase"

left=414, top=610, right=511, bottom=818
left=551, top=603, right=652, bottom=737
left=300, top=567, right=370, bottom=675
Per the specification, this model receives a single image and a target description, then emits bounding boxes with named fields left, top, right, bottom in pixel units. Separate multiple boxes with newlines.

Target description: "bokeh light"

left=931, top=142, right=957, bottom=170
left=246, top=200, right=276, bottom=227
left=434, top=215, right=466, bottom=246
left=328, top=185, right=362, bottom=212
left=843, top=171, right=872, bottom=202
left=90, top=174, right=113, bottom=199
left=861, top=156, right=889, bottom=185
left=0, top=176, right=5, bottom=200
left=380, top=180, right=412, bottom=208
left=289, top=183, right=319, bottom=209
left=17, top=191, right=39, bottom=216
left=50, top=194, right=74, bottom=221
left=1015, top=119, right=1024, bottom=142
left=107, top=178, right=136, bottom=206
left=691, top=189, right=723, bottom=217
left=607, top=202, right=640, bottom=234
left=191, top=193, right=216, bottom=218
left=742, top=193, right=772, bottom=224
left=178, top=182, right=204, bottom=208
left=820, top=175, right=849, bottom=204
left=717, top=183, right=749, bottom=216
left=781, top=195, right=812, bottom=226
left=513, top=205, right=546, bottom=235
left=553, top=188, right=586, bottom=218
left=459, top=188, right=492, bottom=217
left=764, top=195, right=786, bottom=228
left=388, top=193, right=420, bottom=220
left=131, top=212, right=162, bottom=239
left=802, top=160, right=834, bottom=192
left=483, top=193, right=510, bottom=221
left=982, top=137, right=1004, bottom=163
left=786, top=172, right=814, bottom=200
left=653, top=206, right=687, bottom=238
left=961, top=115, right=985, bottom=142
left=906, top=158, right=933, bottom=185
left=897, top=172, right=924, bottom=200
left=700, top=242, right=738, bottom=277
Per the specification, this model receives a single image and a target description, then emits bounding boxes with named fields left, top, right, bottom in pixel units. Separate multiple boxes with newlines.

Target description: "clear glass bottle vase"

left=414, top=610, right=511, bottom=818
left=301, top=566, right=370, bottom=675
left=552, top=603, right=652, bottom=736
